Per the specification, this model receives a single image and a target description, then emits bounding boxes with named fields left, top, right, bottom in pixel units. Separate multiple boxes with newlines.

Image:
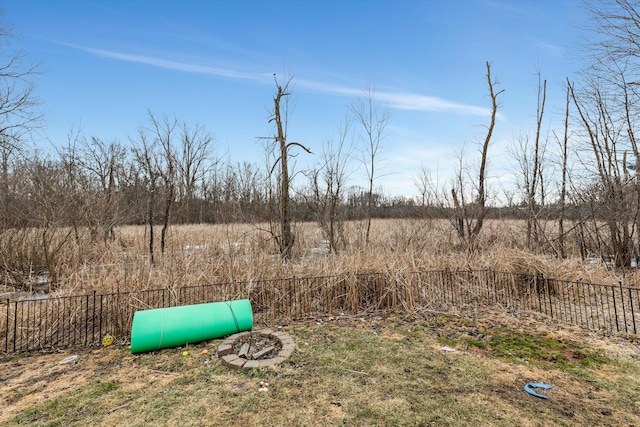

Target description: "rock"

left=59, top=355, right=79, bottom=365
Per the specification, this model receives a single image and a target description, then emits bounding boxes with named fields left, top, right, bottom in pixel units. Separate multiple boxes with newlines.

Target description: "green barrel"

left=130, top=299, right=253, bottom=354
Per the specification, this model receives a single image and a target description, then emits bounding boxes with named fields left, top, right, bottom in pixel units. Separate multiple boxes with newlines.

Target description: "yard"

left=2, top=309, right=639, bottom=426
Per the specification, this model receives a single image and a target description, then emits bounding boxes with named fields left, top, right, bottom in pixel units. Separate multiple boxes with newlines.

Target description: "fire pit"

left=216, top=329, right=295, bottom=369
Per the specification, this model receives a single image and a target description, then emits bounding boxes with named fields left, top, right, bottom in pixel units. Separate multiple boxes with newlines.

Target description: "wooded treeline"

left=0, top=129, right=416, bottom=229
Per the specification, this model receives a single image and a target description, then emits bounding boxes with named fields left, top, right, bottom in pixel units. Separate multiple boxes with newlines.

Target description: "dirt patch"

left=0, top=347, right=122, bottom=424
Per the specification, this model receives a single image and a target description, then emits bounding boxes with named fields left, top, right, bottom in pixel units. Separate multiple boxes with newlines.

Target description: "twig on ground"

left=148, top=369, right=180, bottom=376
left=109, top=402, right=132, bottom=413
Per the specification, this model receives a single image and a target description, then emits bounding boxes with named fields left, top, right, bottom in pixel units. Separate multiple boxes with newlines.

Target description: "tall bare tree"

left=265, top=75, right=311, bottom=260
left=556, top=79, right=573, bottom=259
left=350, top=84, right=389, bottom=246
left=131, top=128, right=159, bottom=264
left=510, top=71, right=548, bottom=250
left=528, top=73, right=547, bottom=247
left=570, top=72, right=639, bottom=267
left=450, top=61, right=503, bottom=249
left=131, top=112, right=179, bottom=263
left=147, top=113, right=178, bottom=255
left=175, top=121, right=215, bottom=223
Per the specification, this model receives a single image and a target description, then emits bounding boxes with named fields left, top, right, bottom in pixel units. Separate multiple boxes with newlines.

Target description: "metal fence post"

left=99, top=294, right=103, bottom=341
left=620, top=282, right=628, bottom=334
left=629, top=288, right=636, bottom=335
left=13, top=300, right=18, bottom=352
left=4, top=299, right=9, bottom=352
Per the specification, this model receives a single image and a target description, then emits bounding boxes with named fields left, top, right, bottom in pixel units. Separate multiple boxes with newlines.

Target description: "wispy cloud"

left=60, top=42, right=271, bottom=82
left=377, top=91, right=490, bottom=116
left=63, top=43, right=490, bottom=117
left=297, top=79, right=490, bottom=116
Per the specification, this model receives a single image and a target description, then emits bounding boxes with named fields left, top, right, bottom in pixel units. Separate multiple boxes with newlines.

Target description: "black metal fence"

left=1, top=270, right=639, bottom=354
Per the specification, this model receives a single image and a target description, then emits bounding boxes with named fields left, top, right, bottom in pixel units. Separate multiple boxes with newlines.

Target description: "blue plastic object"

left=524, top=382, right=553, bottom=399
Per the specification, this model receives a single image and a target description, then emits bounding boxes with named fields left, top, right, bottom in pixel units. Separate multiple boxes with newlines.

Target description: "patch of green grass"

left=436, top=336, right=459, bottom=347
left=465, top=338, right=487, bottom=349
left=463, top=327, right=616, bottom=371
left=572, top=348, right=612, bottom=368
left=86, top=380, right=119, bottom=398
left=488, top=328, right=562, bottom=362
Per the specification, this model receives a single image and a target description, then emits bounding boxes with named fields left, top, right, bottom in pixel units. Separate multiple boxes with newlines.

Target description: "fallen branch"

left=109, top=402, right=132, bottom=413
left=340, top=368, right=368, bottom=375
left=148, top=369, right=180, bottom=376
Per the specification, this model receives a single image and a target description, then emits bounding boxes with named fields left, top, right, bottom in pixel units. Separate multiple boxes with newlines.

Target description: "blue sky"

left=4, top=0, right=588, bottom=198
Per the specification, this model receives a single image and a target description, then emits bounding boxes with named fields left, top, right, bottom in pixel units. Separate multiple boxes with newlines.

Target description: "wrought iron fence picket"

left=620, top=282, right=628, bottom=334
left=629, top=288, right=636, bottom=335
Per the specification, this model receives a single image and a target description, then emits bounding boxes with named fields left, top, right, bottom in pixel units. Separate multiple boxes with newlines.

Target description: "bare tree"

left=555, top=79, right=573, bottom=259
left=413, top=164, right=437, bottom=209
left=0, top=142, right=14, bottom=227
left=131, top=127, right=160, bottom=264
left=234, top=161, right=266, bottom=221
left=583, top=0, right=640, bottom=75
left=528, top=73, right=547, bottom=247
left=450, top=61, right=503, bottom=249
left=175, top=121, right=216, bottom=223
left=0, top=133, right=31, bottom=229
left=264, top=75, right=311, bottom=260
left=570, top=72, right=639, bottom=267
left=19, top=154, right=74, bottom=289
left=0, top=14, right=40, bottom=228
left=350, top=84, right=389, bottom=246
left=57, top=131, right=87, bottom=242
left=306, top=119, right=353, bottom=254
left=0, top=15, right=40, bottom=151
left=146, top=113, right=178, bottom=255
left=75, top=137, right=127, bottom=241
left=568, top=0, right=640, bottom=266
left=510, top=71, right=549, bottom=251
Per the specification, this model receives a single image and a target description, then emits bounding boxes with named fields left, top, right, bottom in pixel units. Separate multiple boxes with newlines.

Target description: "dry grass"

left=2, top=218, right=635, bottom=298
left=1, top=310, right=639, bottom=426
left=3, top=218, right=639, bottom=355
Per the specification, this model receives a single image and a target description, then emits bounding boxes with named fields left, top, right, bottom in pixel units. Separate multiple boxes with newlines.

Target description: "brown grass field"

left=3, top=218, right=636, bottom=298
left=1, top=219, right=640, bottom=425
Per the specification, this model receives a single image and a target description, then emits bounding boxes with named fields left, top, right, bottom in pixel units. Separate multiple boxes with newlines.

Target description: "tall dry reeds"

left=5, top=217, right=640, bottom=353
left=2, top=218, right=637, bottom=298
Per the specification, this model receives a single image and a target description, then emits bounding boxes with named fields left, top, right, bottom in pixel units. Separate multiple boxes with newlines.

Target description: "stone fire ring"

left=216, top=329, right=295, bottom=370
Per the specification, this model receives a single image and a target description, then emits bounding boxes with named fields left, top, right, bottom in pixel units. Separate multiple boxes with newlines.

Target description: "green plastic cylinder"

left=130, top=299, right=253, bottom=354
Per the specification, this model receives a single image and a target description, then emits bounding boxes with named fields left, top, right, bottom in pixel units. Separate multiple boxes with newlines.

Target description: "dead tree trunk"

left=450, top=61, right=503, bottom=249
left=268, top=76, right=311, bottom=260
left=526, top=75, right=546, bottom=248
left=558, top=79, right=572, bottom=259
